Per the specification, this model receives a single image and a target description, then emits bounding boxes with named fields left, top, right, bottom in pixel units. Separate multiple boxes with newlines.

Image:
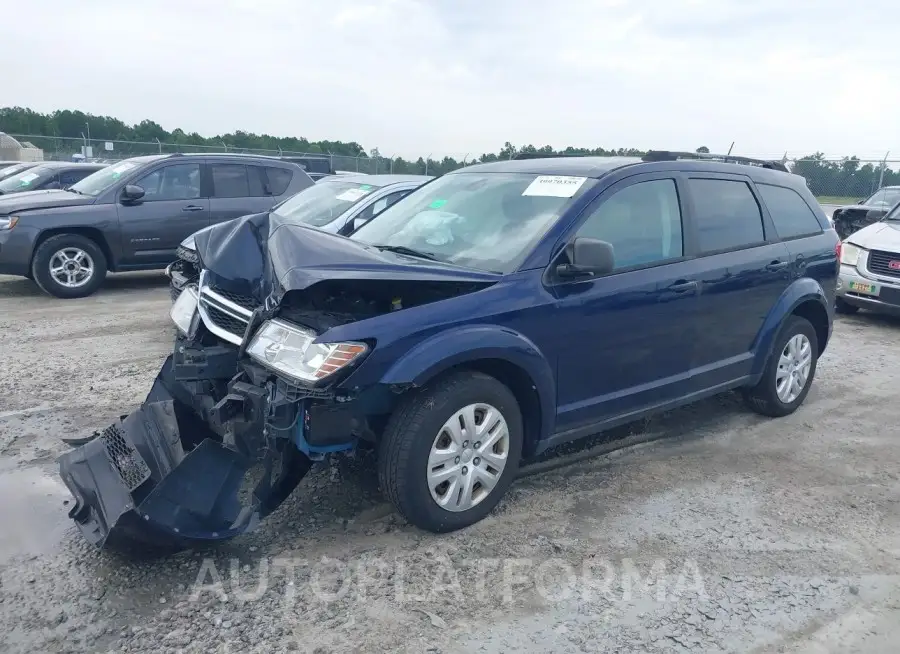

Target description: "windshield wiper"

left=66, top=187, right=85, bottom=196
left=371, top=244, right=438, bottom=261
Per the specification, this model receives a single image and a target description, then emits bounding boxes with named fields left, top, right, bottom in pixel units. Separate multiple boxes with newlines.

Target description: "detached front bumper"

left=58, top=329, right=368, bottom=550
left=837, top=264, right=900, bottom=316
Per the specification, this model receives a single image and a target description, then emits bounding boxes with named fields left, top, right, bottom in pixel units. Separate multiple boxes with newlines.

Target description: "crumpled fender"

left=379, top=324, right=556, bottom=443
left=750, top=277, right=831, bottom=379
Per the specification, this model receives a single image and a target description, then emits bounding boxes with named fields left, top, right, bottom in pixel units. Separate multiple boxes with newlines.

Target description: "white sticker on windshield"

left=522, top=175, right=588, bottom=198
left=335, top=188, right=370, bottom=202
left=18, top=172, right=40, bottom=184
left=111, top=162, right=136, bottom=175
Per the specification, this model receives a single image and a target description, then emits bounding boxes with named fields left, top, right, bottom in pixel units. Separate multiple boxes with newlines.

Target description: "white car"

left=836, top=204, right=900, bottom=316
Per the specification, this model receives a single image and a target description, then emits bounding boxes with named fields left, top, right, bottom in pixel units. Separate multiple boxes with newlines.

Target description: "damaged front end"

left=59, top=213, right=497, bottom=550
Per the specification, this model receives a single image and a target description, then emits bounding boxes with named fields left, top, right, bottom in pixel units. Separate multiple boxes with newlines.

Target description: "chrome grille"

left=198, top=280, right=255, bottom=345
left=866, top=249, right=900, bottom=280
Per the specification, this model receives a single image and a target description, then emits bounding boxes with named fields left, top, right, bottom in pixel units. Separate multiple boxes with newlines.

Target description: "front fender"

left=379, top=324, right=556, bottom=443
left=750, top=277, right=830, bottom=379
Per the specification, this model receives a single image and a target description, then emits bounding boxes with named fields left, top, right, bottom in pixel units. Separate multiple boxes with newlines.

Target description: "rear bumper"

left=837, top=265, right=900, bottom=315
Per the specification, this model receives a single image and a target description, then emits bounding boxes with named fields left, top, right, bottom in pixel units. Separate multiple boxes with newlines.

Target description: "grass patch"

left=816, top=196, right=859, bottom=205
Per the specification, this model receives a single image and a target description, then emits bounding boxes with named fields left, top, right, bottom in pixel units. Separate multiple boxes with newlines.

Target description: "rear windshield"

left=271, top=180, right=383, bottom=227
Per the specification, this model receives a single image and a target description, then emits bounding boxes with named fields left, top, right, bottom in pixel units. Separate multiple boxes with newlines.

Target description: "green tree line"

left=1, top=106, right=896, bottom=197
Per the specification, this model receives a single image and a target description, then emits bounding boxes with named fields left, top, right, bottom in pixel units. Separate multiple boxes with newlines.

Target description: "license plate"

left=848, top=281, right=879, bottom=296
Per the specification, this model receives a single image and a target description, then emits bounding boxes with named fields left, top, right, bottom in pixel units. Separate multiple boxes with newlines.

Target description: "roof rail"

left=642, top=150, right=789, bottom=173
left=511, top=152, right=574, bottom=160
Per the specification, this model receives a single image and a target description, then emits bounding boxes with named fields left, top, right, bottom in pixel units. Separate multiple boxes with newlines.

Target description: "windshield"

left=0, top=163, right=36, bottom=182
left=884, top=202, right=900, bottom=221
left=271, top=180, right=382, bottom=227
left=349, top=172, right=591, bottom=273
left=0, top=165, right=56, bottom=193
left=70, top=159, right=141, bottom=197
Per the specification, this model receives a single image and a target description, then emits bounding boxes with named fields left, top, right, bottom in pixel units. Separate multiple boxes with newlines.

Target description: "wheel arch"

left=32, top=228, right=114, bottom=272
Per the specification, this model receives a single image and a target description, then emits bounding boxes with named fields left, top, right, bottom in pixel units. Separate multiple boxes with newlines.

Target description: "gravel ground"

left=1, top=271, right=899, bottom=654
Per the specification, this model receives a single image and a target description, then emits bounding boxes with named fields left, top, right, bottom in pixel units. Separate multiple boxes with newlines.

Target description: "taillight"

left=835, top=241, right=842, bottom=259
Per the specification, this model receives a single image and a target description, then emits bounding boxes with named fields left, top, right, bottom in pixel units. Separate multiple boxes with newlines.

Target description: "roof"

left=31, top=161, right=107, bottom=169
left=458, top=156, right=643, bottom=178
left=318, top=173, right=433, bottom=186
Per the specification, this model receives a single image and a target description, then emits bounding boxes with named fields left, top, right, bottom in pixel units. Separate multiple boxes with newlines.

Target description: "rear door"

left=551, top=173, right=700, bottom=431
left=680, top=174, right=792, bottom=391
left=208, top=163, right=276, bottom=225
left=116, top=161, right=210, bottom=266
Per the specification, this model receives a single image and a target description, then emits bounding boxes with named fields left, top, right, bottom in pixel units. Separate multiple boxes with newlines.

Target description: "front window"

left=70, top=158, right=147, bottom=197
left=0, top=165, right=56, bottom=193
left=349, top=172, right=591, bottom=273
left=271, top=180, right=383, bottom=227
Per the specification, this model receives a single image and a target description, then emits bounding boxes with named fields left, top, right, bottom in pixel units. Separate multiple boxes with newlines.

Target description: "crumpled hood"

left=0, top=189, right=95, bottom=214
left=192, top=212, right=500, bottom=303
left=847, top=221, right=900, bottom=251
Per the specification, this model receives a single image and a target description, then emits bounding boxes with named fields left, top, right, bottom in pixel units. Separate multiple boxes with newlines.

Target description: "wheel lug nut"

left=462, top=466, right=468, bottom=475
left=473, top=457, right=480, bottom=465
left=454, top=456, right=460, bottom=464
left=462, top=440, right=469, bottom=448
left=474, top=441, right=481, bottom=448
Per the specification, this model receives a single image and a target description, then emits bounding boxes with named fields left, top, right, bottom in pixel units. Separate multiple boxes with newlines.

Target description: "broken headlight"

left=247, top=319, right=367, bottom=383
left=170, top=286, right=199, bottom=335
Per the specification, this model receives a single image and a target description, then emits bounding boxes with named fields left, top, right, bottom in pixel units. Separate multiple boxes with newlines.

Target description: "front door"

left=551, top=173, right=700, bottom=433
left=117, top=162, right=210, bottom=267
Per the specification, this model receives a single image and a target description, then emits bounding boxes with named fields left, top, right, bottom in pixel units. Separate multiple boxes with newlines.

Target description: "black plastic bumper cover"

left=58, top=356, right=311, bottom=550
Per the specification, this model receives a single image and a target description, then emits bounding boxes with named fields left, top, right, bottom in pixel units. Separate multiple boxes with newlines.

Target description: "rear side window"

left=265, top=167, right=293, bottom=195
left=688, top=179, right=764, bottom=253
left=212, top=164, right=250, bottom=198
left=247, top=166, right=267, bottom=197
left=757, top=184, right=823, bottom=240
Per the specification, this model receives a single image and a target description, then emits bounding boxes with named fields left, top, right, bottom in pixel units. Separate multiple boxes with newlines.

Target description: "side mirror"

left=556, top=237, right=615, bottom=278
left=122, top=184, right=145, bottom=202
left=352, top=216, right=369, bottom=232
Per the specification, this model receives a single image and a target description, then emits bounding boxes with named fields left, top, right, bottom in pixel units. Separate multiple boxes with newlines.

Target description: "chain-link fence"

left=7, top=133, right=900, bottom=204
left=4, top=134, right=476, bottom=176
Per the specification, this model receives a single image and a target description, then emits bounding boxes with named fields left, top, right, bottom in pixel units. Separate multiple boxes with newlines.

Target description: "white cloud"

left=2, top=0, right=898, bottom=160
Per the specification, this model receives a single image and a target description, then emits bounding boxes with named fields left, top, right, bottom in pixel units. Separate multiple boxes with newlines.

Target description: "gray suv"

left=0, top=153, right=313, bottom=298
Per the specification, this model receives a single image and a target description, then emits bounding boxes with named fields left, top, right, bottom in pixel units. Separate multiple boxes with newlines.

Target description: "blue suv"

left=58, top=151, right=839, bottom=550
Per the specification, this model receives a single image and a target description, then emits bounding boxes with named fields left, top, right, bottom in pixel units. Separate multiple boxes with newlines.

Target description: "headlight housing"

left=0, top=215, right=19, bottom=230
left=180, top=235, right=196, bottom=250
left=840, top=242, right=862, bottom=267
left=170, top=286, right=199, bottom=335
left=247, top=319, right=368, bottom=383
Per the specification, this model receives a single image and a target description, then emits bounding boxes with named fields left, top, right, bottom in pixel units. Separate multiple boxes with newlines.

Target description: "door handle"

left=766, top=260, right=790, bottom=272
left=182, top=205, right=204, bottom=212
left=667, top=280, right=698, bottom=293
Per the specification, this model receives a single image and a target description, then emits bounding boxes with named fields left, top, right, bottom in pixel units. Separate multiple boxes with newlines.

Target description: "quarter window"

left=757, top=184, right=822, bottom=240
left=688, top=179, right=764, bottom=253
left=134, top=164, right=201, bottom=201
left=576, top=179, right=683, bottom=269
left=264, top=167, right=293, bottom=195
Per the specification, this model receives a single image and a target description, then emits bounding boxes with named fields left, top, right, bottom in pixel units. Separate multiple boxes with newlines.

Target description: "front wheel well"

left=32, top=227, right=114, bottom=272
left=792, top=299, right=830, bottom=354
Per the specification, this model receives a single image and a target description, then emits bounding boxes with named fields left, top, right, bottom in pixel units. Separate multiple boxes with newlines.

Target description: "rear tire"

left=744, top=315, right=819, bottom=418
left=32, top=234, right=107, bottom=299
left=835, top=297, right=859, bottom=315
left=378, top=370, right=523, bottom=533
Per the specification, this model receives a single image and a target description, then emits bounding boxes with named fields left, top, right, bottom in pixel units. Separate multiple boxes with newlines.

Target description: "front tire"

left=378, top=370, right=523, bottom=533
left=32, top=234, right=108, bottom=299
left=744, top=315, right=819, bottom=417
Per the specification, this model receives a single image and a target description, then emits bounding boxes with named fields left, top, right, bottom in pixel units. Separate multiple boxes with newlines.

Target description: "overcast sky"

left=4, top=0, right=899, bottom=160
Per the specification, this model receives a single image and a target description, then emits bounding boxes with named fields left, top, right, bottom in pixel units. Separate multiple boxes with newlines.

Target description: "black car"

left=832, top=186, right=900, bottom=240
left=0, top=162, right=107, bottom=195
left=0, top=153, right=314, bottom=298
